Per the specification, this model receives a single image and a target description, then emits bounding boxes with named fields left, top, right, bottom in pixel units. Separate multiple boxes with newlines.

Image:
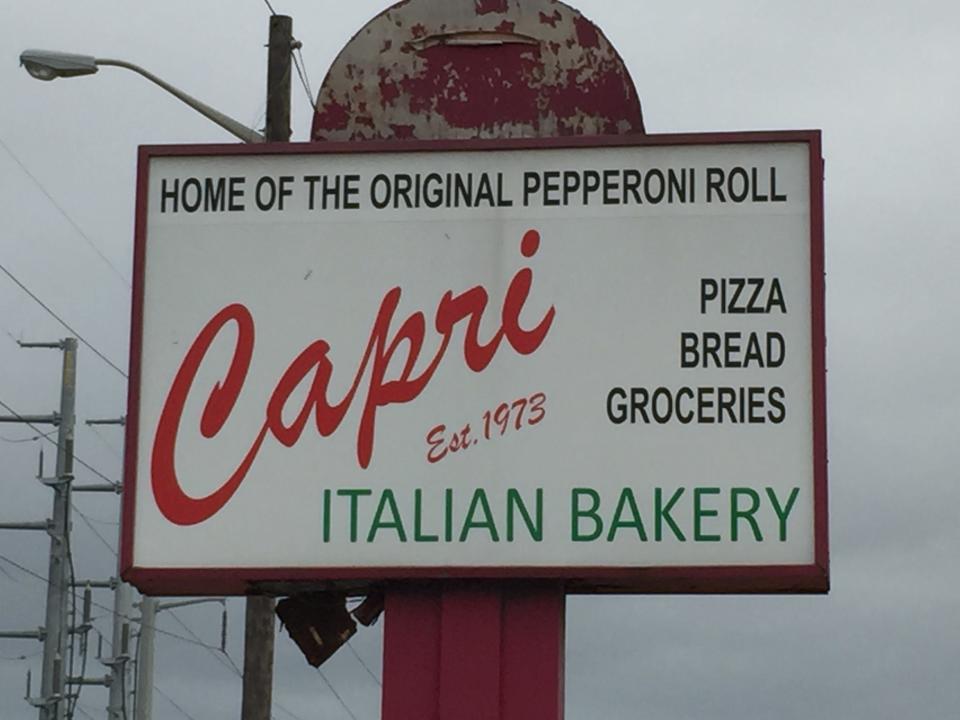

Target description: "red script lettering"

left=150, top=230, right=555, bottom=525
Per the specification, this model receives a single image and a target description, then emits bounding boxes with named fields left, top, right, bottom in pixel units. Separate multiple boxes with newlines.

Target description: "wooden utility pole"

left=240, top=13, right=291, bottom=720
left=264, top=14, right=293, bottom=144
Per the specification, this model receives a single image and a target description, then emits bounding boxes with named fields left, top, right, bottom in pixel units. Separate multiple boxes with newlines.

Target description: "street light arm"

left=94, top=58, right=265, bottom=144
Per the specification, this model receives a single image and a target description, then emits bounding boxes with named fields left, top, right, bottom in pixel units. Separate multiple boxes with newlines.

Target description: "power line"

left=0, top=553, right=48, bottom=584
left=87, top=423, right=124, bottom=460
left=73, top=704, right=97, bottom=720
left=292, top=51, right=317, bottom=113
left=0, top=136, right=130, bottom=288
left=0, top=396, right=119, bottom=487
left=164, top=609, right=310, bottom=720
left=0, top=429, right=55, bottom=443
left=156, top=685, right=201, bottom=720
left=0, top=262, right=128, bottom=379
left=317, top=668, right=360, bottom=720
left=263, top=0, right=278, bottom=15
left=72, top=504, right=118, bottom=557
left=346, top=641, right=382, bottom=687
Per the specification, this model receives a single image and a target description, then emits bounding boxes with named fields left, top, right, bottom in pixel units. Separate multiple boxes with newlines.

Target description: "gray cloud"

left=2, top=1, right=958, bottom=719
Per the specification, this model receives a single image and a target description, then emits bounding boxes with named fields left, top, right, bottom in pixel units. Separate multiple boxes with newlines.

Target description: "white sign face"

left=123, top=134, right=827, bottom=594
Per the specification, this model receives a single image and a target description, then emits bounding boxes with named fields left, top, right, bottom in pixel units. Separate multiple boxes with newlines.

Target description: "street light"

left=19, top=49, right=265, bottom=144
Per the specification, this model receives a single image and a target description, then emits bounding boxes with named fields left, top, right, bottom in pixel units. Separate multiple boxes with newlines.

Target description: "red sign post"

left=311, top=2, right=643, bottom=718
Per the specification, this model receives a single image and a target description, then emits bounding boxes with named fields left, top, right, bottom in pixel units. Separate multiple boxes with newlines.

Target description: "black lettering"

left=706, top=168, right=726, bottom=202
left=370, top=174, right=391, bottom=209
left=496, top=173, right=513, bottom=207
left=748, top=387, right=765, bottom=423
left=394, top=174, right=413, bottom=209
left=668, top=169, right=688, bottom=203
left=563, top=171, right=581, bottom=206
left=543, top=171, right=561, bottom=206
left=651, top=388, right=673, bottom=423
left=603, top=170, right=619, bottom=205
left=771, top=167, right=788, bottom=202
left=455, top=173, right=474, bottom=208
left=747, top=278, right=765, bottom=314
left=583, top=171, right=602, bottom=204
left=676, top=387, right=695, bottom=424
left=717, top=387, right=738, bottom=423
left=703, top=333, right=722, bottom=368
left=622, top=170, right=642, bottom=204
left=768, top=387, right=786, bottom=423
left=723, top=332, right=742, bottom=368
left=768, top=278, right=787, bottom=313
left=728, top=167, right=750, bottom=203
left=344, top=175, right=361, bottom=209
left=160, top=178, right=179, bottom=213
left=203, top=177, right=225, bottom=212
left=767, top=333, right=785, bottom=368
left=729, top=279, right=746, bottom=314
left=680, top=333, right=699, bottom=368
left=476, top=174, right=495, bottom=207
left=744, top=333, right=764, bottom=367
left=701, top=279, right=718, bottom=314
left=630, top=387, right=650, bottom=423
left=607, top=387, right=628, bottom=424
left=423, top=173, right=444, bottom=209
left=228, top=177, right=245, bottom=211
left=644, top=169, right=665, bottom=204
left=523, top=172, right=541, bottom=207
left=751, top=167, right=769, bottom=202
left=697, top=387, right=715, bottom=424
left=182, top=178, right=202, bottom=213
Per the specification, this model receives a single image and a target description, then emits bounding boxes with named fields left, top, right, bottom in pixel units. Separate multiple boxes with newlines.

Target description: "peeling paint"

left=475, top=0, right=509, bottom=15
left=539, top=10, right=561, bottom=27
left=312, top=0, right=644, bottom=142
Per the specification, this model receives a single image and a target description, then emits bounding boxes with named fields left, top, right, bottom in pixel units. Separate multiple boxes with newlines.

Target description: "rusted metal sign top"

left=312, top=0, right=645, bottom=141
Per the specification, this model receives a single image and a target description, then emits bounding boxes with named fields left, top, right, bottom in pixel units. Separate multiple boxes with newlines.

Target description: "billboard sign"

left=122, top=132, right=827, bottom=595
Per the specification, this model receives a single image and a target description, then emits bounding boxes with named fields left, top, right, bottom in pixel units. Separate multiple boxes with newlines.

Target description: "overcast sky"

left=2, top=1, right=959, bottom=719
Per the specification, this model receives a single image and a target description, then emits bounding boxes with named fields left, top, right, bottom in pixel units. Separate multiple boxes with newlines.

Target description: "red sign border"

left=121, top=130, right=828, bottom=596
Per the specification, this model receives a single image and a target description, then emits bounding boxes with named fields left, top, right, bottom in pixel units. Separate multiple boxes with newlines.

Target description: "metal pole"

left=134, top=598, right=155, bottom=720
left=91, top=59, right=265, bottom=144
left=240, top=15, right=291, bottom=720
left=107, top=582, right=133, bottom=720
left=39, top=338, right=76, bottom=720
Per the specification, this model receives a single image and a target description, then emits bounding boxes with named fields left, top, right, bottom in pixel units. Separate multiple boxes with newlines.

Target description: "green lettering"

left=606, top=489, right=648, bottom=541
left=445, top=488, right=454, bottom=542
left=367, top=490, right=407, bottom=542
left=694, top=488, right=721, bottom=542
left=414, top=489, right=439, bottom=542
left=571, top=488, right=603, bottom=542
left=337, top=489, right=373, bottom=543
left=730, top=488, right=762, bottom=541
left=766, top=487, right=800, bottom=541
left=459, top=489, right=500, bottom=542
left=322, top=488, right=331, bottom=543
left=655, top=488, right=686, bottom=541
left=507, top=489, right=543, bottom=542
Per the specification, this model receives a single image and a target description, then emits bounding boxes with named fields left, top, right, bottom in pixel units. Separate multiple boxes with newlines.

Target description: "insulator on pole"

left=83, top=586, right=92, bottom=625
left=220, top=607, right=228, bottom=652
